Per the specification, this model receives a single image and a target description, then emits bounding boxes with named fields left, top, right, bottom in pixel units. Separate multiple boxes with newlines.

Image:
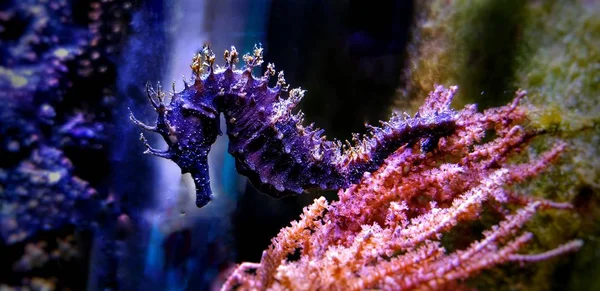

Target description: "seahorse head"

left=141, top=45, right=274, bottom=207
left=129, top=79, right=221, bottom=207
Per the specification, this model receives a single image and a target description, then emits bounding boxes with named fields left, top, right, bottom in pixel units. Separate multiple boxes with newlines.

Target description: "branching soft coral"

left=221, top=86, right=582, bottom=291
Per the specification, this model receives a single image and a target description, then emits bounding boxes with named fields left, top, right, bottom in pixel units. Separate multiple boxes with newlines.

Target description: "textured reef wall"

left=510, top=1, right=600, bottom=289
left=0, top=0, right=132, bottom=289
left=393, top=0, right=600, bottom=289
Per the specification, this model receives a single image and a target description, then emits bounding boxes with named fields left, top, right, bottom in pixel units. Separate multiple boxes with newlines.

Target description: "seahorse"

left=129, top=45, right=457, bottom=208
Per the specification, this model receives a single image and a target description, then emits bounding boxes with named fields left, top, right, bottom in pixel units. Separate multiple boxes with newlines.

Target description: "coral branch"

left=509, top=239, right=583, bottom=263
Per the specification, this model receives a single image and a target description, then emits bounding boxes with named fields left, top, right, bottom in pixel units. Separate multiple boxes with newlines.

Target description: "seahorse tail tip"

left=195, top=184, right=213, bottom=208
left=196, top=193, right=212, bottom=208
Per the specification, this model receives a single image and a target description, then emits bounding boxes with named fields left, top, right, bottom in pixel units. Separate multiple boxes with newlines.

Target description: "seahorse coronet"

left=130, top=45, right=458, bottom=208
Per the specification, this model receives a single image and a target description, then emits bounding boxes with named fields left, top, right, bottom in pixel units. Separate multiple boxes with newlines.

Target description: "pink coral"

left=221, top=86, right=582, bottom=290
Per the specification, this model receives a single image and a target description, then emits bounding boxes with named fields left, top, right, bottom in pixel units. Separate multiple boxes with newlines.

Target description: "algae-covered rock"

left=399, top=0, right=600, bottom=289
left=515, top=1, right=600, bottom=290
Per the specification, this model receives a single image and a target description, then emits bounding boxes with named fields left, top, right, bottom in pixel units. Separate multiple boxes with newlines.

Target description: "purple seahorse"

left=129, top=45, right=457, bottom=208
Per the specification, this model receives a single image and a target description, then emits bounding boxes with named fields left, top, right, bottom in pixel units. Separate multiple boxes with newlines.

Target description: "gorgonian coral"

left=221, top=86, right=582, bottom=290
left=131, top=45, right=457, bottom=208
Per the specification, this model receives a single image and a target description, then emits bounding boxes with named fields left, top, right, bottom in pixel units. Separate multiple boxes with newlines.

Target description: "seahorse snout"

left=187, top=153, right=213, bottom=208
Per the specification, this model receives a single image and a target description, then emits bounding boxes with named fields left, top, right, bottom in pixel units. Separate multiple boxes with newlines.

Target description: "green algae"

left=398, top=0, right=526, bottom=111
left=514, top=1, right=600, bottom=290
left=398, top=0, right=600, bottom=289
